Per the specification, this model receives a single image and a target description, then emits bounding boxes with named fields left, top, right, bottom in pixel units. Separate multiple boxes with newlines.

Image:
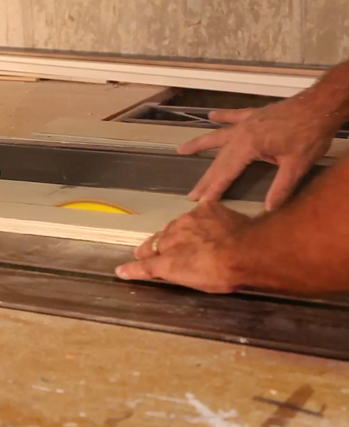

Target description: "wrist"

left=228, top=214, right=275, bottom=289
left=229, top=213, right=304, bottom=293
left=298, top=63, right=349, bottom=131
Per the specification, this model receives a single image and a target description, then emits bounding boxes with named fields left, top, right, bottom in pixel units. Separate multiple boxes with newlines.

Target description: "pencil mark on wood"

left=255, top=385, right=326, bottom=427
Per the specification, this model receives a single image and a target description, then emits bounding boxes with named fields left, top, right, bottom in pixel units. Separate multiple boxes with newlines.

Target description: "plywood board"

left=0, top=74, right=38, bottom=82
left=1, top=70, right=106, bottom=84
left=34, top=117, right=212, bottom=150
left=0, top=48, right=325, bottom=77
left=303, top=0, right=349, bottom=66
left=34, top=117, right=349, bottom=160
left=0, top=180, right=263, bottom=246
left=0, top=54, right=316, bottom=97
left=0, top=306, right=347, bottom=427
left=0, top=81, right=170, bottom=139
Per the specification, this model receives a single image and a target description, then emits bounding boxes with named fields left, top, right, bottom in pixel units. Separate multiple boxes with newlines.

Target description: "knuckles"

left=176, top=212, right=196, bottom=227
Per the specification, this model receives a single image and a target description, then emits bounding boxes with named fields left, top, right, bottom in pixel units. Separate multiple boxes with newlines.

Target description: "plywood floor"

left=0, top=80, right=169, bottom=139
left=0, top=308, right=347, bottom=427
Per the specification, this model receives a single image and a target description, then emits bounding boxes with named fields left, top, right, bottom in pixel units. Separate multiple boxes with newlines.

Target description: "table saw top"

left=0, top=80, right=348, bottom=427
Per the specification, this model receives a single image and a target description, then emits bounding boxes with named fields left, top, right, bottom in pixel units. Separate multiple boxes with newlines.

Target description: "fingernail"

left=187, top=192, right=198, bottom=201
left=134, top=247, right=140, bottom=259
left=265, top=201, right=272, bottom=212
left=200, top=195, right=211, bottom=203
left=265, top=205, right=274, bottom=213
left=116, top=267, right=130, bottom=280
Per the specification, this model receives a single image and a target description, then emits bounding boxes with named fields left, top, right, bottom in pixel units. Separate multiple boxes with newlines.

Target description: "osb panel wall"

left=303, top=0, right=349, bottom=65
left=0, top=0, right=348, bottom=66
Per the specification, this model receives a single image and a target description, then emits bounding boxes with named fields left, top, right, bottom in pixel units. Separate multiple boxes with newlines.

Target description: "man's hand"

left=178, top=97, right=336, bottom=211
left=116, top=202, right=251, bottom=293
left=117, top=60, right=349, bottom=296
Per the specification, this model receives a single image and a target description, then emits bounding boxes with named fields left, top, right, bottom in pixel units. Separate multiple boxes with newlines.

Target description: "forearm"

left=289, top=59, right=349, bottom=132
left=236, top=154, right=349, bottom=294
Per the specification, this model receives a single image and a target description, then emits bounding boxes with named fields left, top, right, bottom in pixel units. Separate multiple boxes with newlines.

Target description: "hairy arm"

left=305, top=58, right=349, bottom=124
left=116, top=60, right=349, bottom=295
left=236, top=153, right=349, bottom=294
left=117, top=155, right=349, bottom=295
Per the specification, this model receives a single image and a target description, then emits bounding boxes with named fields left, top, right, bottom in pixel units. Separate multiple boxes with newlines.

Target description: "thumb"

left=209, top=108, right=255, bottom=124
left=265, top=158, right=310, bottom=211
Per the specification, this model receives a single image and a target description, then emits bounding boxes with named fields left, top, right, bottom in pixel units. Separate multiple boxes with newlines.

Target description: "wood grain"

left=0, top=70, right=107, bottom=84
left=0, top=54, right=316, bottom=97
left=0, top=180, right=263, bottom=246
left=0, top=48, right=326, bottom=77
left=0, top=307, right=347, bottom=427
left=0, top=81, right=170, bottom=139
left=33, top=118, right=212, bottom=149
left=0, top=75, right=38, bottom=82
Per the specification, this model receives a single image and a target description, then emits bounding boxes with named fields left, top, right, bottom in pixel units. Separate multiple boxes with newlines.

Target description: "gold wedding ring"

left=152, top=235, right=161, bottom=255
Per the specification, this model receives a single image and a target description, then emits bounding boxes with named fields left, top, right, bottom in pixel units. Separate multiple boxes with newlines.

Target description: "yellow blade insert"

left=56, top=199, right=136, bottom=214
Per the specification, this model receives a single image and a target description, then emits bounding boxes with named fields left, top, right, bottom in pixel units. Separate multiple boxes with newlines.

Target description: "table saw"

left=0, top=80, right=348, bottom=427
left=0, top=132, right=348, bottom=362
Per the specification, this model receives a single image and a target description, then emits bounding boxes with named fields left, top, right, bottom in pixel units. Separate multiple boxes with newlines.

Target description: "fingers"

left=188, top=147, right=252, bottom=202
left=265, top=157, right=311, bottom=211
left=209, top=108, right=255, bottom=124
left=177, top=109, right=255, bottom=156
left=177, top=127, right=231, bottom=155
left=134, top=231, right=177, bottom=259
left=116, top=256, right=167, bottom=281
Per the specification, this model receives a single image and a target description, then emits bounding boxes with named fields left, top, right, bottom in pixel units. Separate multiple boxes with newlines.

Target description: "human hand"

left=178, top=97, right=336, bottom=211
left=116, top=202, right=251, bottom=293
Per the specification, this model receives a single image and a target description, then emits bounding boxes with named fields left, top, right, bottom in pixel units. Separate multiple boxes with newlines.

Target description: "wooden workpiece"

left=34, top=117, right=349, bottom=161
left=0, top=308, right=347, bottom=427
left=0, top=53, right=317, bottom=97
left=0, top=180, right=262, bottom=246
left=0, top=80, right=170, bottom=139
left=0, top=49, right=326, bottom=77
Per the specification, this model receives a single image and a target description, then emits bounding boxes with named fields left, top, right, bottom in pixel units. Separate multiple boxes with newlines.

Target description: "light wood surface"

left=0, top=80, right=170, bottom=139
left=0, top=69, right=107, bottom=84
left=0, top=48, right=326, bottom=77
left=0, top=74, right=38, bottom=82
left=0, top=54, right=316, bottom=97
left=34, top=117, right=211, bottom=150
left=0, top=307, right=346, bottom=427
left=0, top=180, right=263, bottom=246
left=34, top=117, right=349, bottom=160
